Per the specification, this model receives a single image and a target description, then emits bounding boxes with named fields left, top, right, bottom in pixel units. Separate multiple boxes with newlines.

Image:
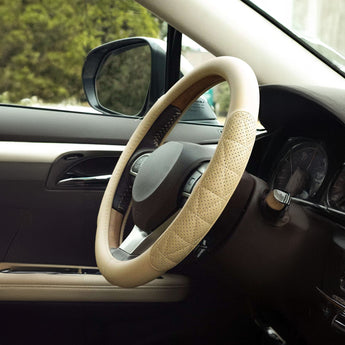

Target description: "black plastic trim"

left=0, top=105, right=222, bottom=145
left=165, top=25, right=182, bottom=92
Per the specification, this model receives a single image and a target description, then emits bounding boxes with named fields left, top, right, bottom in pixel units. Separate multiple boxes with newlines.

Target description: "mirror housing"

left=82, top=37, right=218, bottom=124
left=83, top=37, right=166, bottom=117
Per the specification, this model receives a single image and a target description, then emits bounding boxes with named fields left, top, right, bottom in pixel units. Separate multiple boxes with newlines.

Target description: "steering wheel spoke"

left=112, top=211, right=179, bottom=260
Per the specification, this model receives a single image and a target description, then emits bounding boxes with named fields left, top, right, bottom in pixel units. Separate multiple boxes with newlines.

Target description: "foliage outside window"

left=182, top=42, right=230, bottom=123
left=0, top=0, right=160, bottom=109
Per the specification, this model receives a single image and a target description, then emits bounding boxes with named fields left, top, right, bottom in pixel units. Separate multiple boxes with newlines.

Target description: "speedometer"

left=327, top=165, right=345, bottom=212
left=271, top=141, right=328, bottom=200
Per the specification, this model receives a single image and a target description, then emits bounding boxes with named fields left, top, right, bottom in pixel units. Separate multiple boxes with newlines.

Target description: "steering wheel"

left=95, top=56, right=259, bottom=287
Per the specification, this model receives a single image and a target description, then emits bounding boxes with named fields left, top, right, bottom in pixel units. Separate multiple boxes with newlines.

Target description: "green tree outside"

left=0, top=0, right=160, bottom=104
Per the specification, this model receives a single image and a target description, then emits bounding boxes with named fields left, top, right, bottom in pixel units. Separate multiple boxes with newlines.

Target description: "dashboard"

left=269, top=137, right=345, bottom=218
left=249, top=85, right=345, bottom=222
left=271, top=139, right=328, bottom=201
left=246, top=84, right=345, bottom=341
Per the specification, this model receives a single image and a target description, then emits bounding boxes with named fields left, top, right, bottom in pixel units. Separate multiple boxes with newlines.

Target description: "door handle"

left=57, top=174, right=111, bottom=187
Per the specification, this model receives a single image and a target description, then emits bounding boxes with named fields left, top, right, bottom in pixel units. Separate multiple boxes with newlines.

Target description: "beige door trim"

left=0, top=263, right=188, bottom=302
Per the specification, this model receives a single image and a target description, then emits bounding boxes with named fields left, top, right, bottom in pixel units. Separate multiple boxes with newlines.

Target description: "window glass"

left=181, top=35, right=230, bottom=124
left=0, top=0, right=161, bottom=112
left=249, top=0, right=345, bottom=74
left=0, top=0, right=232, bottom=126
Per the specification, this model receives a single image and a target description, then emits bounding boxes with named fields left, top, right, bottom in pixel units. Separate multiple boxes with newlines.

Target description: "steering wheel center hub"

left=132, top=141, right=213, bottom=232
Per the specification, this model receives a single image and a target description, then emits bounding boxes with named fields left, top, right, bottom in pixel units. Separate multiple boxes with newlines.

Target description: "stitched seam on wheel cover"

left=150, top=111, right=257, bottom=271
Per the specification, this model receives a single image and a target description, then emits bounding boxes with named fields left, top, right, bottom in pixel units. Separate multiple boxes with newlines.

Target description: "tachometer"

left=272, top=141, right=328, bottom=200
left=327, top=165, right=345, bottom=212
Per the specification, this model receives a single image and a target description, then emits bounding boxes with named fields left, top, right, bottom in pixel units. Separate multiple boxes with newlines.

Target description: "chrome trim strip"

left=119, top=226, right=149, bottom=254
left=57, top=174, right=112, bottom=186
left=0, top=142, right=125, bottom=163
left=332, top=312, right=345, bottom=334
left=317, top=287, right=345, bottom=310
left=118, top=212, right=179, bottom=256
left=291, top=197, right=345, bottom=219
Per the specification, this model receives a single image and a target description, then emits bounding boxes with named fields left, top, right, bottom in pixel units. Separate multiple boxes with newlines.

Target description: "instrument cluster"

left=270, top=138, right=345, bottom=214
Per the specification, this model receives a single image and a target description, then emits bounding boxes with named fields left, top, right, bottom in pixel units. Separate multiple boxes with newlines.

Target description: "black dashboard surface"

left=245, top=85, right=345, bottom=342
left=249, top=85, right=345, bottom=219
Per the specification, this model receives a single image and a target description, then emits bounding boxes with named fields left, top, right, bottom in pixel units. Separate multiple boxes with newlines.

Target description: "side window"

left=0, top=0, right=229, bottom=127
left=181, top=35, right=230, bottom=125
left=0, top=0, right=160, bottom=112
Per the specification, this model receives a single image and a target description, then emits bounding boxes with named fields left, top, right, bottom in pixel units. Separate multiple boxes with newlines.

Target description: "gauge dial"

left=327, top=166, right=345, bottom=212
left=272, top=142, right=328, bottom=200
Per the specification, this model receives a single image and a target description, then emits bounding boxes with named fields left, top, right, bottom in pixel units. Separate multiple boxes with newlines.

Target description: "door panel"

left=0, top=105, right=221, bottom=144
left=0, top=105, right=221, bottom=267
left=0, top=143, right=123, bottom=266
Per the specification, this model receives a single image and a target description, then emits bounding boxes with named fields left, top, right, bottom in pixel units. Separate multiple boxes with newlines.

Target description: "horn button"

left=131, top=141, right=214, bottom=232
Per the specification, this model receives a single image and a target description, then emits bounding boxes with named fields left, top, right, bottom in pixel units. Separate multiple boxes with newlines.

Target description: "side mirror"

left=82, top=37, right=166, bottom=117
left=82, top=37, right=218, bottom=124
left=95, top=44, right=150, bottom=115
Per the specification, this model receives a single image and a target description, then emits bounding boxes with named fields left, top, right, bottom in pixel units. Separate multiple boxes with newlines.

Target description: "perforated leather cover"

left=95, top=57, right=259, bottom=287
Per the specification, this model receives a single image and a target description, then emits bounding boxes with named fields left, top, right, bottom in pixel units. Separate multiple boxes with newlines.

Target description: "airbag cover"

left=132, top=141, right=213, bottom=231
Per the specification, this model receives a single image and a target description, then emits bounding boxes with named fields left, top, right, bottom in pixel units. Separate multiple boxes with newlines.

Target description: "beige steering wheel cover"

left=96, top=57, right=259, bottom=287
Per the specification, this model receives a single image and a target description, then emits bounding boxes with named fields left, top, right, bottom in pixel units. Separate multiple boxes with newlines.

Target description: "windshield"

left=248, top=0, right=345, bottom=74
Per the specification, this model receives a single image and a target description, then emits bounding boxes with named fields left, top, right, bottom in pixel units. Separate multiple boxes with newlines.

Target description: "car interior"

left=0, top=0, right=345, bottom=344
